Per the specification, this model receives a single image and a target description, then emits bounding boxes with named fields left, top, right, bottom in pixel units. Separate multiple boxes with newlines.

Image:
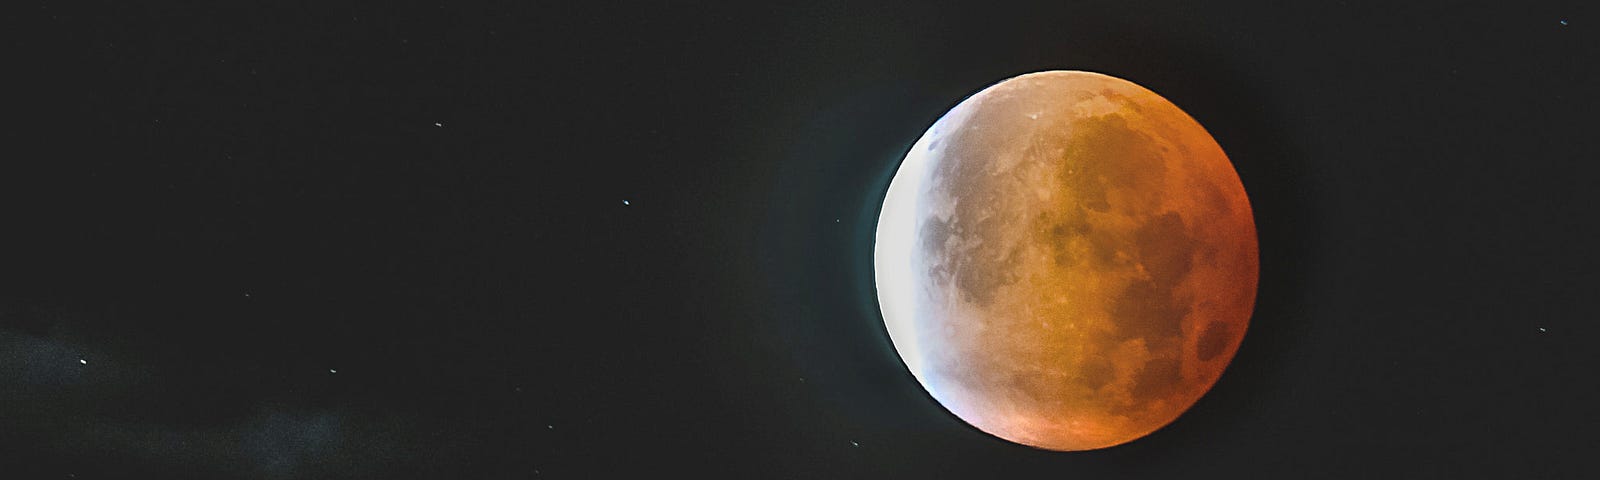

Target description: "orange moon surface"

left=875, top=71, right=1258, bottom=451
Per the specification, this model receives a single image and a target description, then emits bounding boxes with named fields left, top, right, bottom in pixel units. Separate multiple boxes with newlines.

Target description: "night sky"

left=4, top=1, right=1596, bottom=478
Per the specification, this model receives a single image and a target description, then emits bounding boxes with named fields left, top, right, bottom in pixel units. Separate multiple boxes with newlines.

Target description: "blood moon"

left=874, top=71, right=1257, bottom=451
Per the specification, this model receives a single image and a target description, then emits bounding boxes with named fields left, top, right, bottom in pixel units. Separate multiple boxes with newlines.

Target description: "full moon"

left=875, top=71, right=1258, bottom=451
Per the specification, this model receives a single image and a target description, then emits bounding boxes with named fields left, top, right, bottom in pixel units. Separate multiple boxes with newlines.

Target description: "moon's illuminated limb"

left=874, top=71, right=1258, bottom=451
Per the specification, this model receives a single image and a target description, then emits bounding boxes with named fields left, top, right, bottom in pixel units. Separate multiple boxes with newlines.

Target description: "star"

left=434, top=122, right=443, bottom=127
left=79, top=359, right=87, bottom=365
left=850, top=441, right=859, bottom=447
left=1538, top=327, right=1547, bottom=333
left=622, top=199, right=630, bottom=206
left=1559, top=19, right=1568, bottom=26
left=329, top=369, right=338, bottom=373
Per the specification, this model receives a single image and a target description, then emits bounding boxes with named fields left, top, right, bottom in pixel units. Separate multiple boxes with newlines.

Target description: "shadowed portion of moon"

left=875, top=71, right=1257, bottom=451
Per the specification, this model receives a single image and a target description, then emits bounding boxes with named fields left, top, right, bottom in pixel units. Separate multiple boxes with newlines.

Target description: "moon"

left=875, top=71, right=1258, bottom=451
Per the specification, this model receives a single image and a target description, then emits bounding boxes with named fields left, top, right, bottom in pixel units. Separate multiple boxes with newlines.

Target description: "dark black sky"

left=3, top=1, right=1596, bottom=478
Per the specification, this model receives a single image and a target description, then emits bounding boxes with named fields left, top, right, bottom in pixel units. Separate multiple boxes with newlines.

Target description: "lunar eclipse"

left=875, top=70, right=1258, bottom=451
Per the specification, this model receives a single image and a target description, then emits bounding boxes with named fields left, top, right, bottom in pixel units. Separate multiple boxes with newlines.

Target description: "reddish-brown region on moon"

left=874, top=70, right=1258, bottom=451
